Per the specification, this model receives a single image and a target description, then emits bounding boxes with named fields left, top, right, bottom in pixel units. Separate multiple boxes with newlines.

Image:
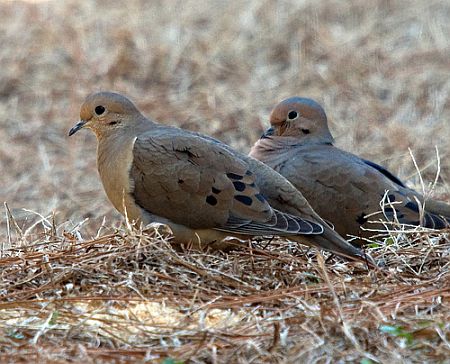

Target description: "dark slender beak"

left=260, top=126, right=275, bottom=139
left=69, top=120, right=87, bottom=136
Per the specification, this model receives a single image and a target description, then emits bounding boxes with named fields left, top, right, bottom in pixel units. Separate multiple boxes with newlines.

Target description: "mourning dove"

left=69, top=91, right=368, bottom=262
left=249, top=97, right=450, bottom=240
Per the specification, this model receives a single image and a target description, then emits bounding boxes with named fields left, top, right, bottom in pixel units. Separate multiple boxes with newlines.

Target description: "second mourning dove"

left=69, top=92, right=368, bottom=262
left=250, top=97, right=450, bottom=241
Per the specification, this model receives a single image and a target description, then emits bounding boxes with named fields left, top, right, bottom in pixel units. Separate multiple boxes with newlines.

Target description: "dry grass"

left=0, top=0, right=449, bottom=362
left=0, top=220, right=449, bottom=363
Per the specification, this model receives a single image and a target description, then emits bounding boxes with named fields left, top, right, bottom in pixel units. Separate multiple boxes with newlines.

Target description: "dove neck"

left=251, top=135, right=333, bottom=155
left=96, top=116, right=155, bottom=139
left=96, top=117, right=149, bottom=161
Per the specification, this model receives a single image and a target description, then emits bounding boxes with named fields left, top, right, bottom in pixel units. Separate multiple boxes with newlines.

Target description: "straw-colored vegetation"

left=0, top=0, right=449, bottom=362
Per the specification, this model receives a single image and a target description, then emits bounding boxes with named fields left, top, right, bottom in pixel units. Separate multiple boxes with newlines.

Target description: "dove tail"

left=294, top=225, right=377, bottom=267
left=399, top=197, right=450, bottom=229
left=424, top=199, right=450, bottom=226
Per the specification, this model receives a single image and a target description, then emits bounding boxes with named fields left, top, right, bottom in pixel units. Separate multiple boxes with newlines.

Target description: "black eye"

left=95, top=105, right=106, bottom=115
left=287, top=110, right=298, bottom=120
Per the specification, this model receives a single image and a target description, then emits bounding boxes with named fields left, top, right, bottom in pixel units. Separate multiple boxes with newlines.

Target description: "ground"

left=0, top=0, right=449, bottom=363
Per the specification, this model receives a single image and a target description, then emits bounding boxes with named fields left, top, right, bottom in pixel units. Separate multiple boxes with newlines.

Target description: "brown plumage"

left=69, top=91, right=369, bottom=262
left=250, top=97, right=450, bottom=241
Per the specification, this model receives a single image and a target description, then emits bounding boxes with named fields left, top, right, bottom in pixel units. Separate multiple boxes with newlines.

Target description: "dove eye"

left=287, top=110, right=298, bottom=120
left=94, top=105, right=106, bottom=116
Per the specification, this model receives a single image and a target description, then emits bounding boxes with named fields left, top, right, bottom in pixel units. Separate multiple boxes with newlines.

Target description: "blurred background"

left=0, top=0, right=449, bottom=237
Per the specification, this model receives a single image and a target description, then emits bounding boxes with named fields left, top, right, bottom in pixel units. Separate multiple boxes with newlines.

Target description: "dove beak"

left=260, top=126, right=275, bottom=139
left=69, top=120, right=87, bottom=136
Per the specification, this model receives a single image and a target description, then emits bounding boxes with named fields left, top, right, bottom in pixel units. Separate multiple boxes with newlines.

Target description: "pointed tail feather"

left=403, top=191, right=450, bottom=228
left=424, top=199, right=450, bottom=227
left=294, top=225, right=377, bottom=267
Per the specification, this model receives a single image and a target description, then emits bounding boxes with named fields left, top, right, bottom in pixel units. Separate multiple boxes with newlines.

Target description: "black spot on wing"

left=235, top=195, right=253, bottom=206
left=226, top=172, right=243, bottom=180
left=356, top=213, right=368, bottom=225
left=233, top=181, right=246, bottom=192
left=211, top=187, right=221, bottom=194
left=405, top=201, right=419, bottom=213
left=383, top=207, right=405, bottom=220
left=206, top=195, right=218, bottom=206
left=363, top=159, right=406, bottom=187
left=383, top=194, right=397, bottom=203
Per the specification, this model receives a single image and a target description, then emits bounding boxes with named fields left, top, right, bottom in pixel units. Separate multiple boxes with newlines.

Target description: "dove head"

left=69, top=92, right=146, bottom=138
left=265, top=97, right=334, bottom=144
